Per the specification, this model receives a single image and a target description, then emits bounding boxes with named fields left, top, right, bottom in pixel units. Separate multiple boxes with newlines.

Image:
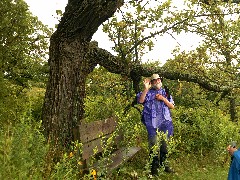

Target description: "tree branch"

left=57, top=0, right=124, bottom=40
left=127, top=11, right=239, bottom=54
left=89, top=43, right=233, bottom=93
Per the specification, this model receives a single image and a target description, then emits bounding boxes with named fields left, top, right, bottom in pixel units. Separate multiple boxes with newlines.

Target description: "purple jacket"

left=137, top=88, right=174, bottom=136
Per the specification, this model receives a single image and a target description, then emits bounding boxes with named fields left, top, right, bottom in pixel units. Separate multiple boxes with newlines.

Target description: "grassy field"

left=112, top=152, right=230, bottom=180
left=158, top=159, right=229, bottom=180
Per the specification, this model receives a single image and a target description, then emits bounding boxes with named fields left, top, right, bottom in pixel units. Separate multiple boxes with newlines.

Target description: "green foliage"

left=1, top=64, right=235, bottom=179
left=164, top=0, right=240, bottom=122
left=86, top=66, right=125, bottom=97
left=84, top=94, right=125, bottom=122
left=1, top=0, right=240, bottom=179
left=81, top=62, right=237, bottom=178
left=0, top=115, right=48, bottom=179
left=27, top=87, right=46, bottom=121
left=103, top=1, right=172, bottom=64
left=0, top=76, right=46, bottom=126
left=50, top=142, right=83, bottom=180
left=84, top=67, right=128, bottom=122
left=167, top=80, right=218, bottom=108
left=0, top=0, right=51, bottom=86
left=173, top=105, right=240, bottom=159
left=0, top=75, right=29, bottom=126
left=0, top=0, right=51, bottom=126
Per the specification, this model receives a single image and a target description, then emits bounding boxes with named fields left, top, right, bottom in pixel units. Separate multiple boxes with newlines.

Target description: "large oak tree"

left=42, top=0, right=240, bottom=148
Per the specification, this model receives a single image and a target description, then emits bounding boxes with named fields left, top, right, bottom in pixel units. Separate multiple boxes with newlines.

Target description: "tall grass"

left=0, top=114, right=48, bottom=179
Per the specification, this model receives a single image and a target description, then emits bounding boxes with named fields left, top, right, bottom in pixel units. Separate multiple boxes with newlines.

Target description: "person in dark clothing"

left=137, top=74, right=175, bottom=175
left=227, top=143, right=240, bottom=180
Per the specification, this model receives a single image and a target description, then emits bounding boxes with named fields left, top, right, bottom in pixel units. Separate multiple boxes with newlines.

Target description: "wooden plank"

left=82, top=133, right=124, bottom=160
left=79, top=117, right=117, bottom=143
left=82, top=134, right=111, bottom=160
left=107, top=147, right=141, bottom=171
left=92, top=147, right=141, bottom=172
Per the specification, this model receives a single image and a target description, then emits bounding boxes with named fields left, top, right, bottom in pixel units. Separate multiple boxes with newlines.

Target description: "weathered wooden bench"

left=74, top=117, right=141, bottom=176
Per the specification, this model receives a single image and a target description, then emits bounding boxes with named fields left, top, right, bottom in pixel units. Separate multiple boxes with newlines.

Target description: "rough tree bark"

left=42, top=0, right=124, bottom=147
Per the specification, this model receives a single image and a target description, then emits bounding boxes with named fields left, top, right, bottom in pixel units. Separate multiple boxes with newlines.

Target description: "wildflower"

left=91, top=169, right=97, bottom=180
left=69, top=152, right=74, bottom=158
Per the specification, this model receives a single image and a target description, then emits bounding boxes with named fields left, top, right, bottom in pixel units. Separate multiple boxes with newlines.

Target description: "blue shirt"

left=137, top=88, right=174, bottom=136
left=228, top=150, right=240, bottom=180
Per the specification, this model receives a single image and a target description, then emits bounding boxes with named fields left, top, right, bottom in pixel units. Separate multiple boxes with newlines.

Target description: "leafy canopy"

left=0, top=0, right=52, bottom=87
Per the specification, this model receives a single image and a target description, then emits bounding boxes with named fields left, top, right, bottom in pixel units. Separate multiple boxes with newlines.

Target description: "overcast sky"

left=24, top=0, right=202, bottom=64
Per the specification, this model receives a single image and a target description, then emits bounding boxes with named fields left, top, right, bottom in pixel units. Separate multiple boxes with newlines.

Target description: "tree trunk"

left=42, top=34, right=96, bottom=147
left=42, top=0, right=124, bottom=148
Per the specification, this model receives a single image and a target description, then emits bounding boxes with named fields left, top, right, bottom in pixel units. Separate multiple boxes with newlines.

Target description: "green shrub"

left=84, top=95, right=126, bottom=122
left=0, top=114, right=48, bottom=179
left=0, top=77, right=29, bottom=127
left=27, top=87, right=45, bottom=121
left=172, top=106, right=240, bottom=160
left=50, top=142, right=83, bottom=180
